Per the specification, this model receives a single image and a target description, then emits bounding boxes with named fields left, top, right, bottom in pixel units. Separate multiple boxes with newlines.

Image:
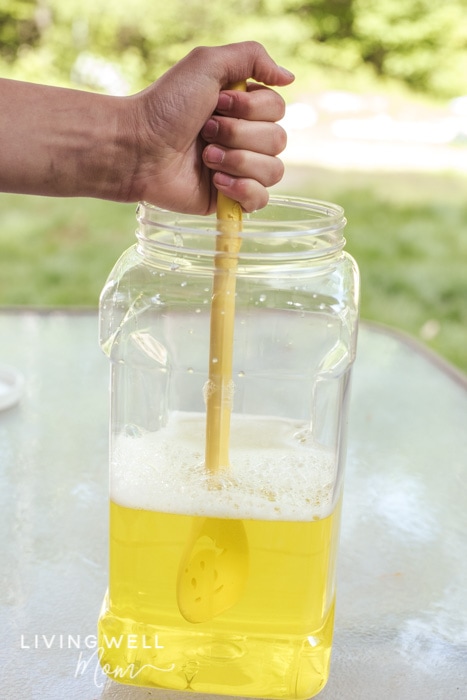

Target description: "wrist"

left=109, top=94, right=147, bottom=204
left=67, top=92, right=134, bottom=202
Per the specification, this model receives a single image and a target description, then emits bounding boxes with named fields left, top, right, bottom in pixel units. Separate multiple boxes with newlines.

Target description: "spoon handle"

left=204, top=80, right=247, bottom=473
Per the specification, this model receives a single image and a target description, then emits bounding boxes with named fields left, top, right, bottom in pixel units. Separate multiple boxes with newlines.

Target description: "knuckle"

left=276, top=94, right=287, bottom=120
left=235, top=181, right=269, bottom=214
left=272, top=125, right=287, bottom=154
left=270, top=158, right=284, bottom=185
left=242, top=40, right=263, bottom=57
left=247, top=190, right=269, bottom=213
left=187, top=46, right=210, bottom=63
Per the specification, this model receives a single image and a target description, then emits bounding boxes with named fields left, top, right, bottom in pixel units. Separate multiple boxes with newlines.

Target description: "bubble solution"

left=98, top=412, right=342, bottom=699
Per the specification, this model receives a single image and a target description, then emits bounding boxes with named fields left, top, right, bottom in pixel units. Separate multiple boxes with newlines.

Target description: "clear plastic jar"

left=98, top=196, right=359, bottom=698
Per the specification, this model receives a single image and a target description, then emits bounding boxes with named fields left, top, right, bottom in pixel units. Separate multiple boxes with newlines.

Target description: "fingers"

left=204, top=142, right=284, bottom=213
left=202, top=116, right=287, bottom=156
left=201, top=84, right=288, bottom=212
left=204, top=147, right=284, bottom=212
left=216, top=84, right=287, bottom=122
left=203, top=144, right=284, bottom=185
left=212, top=173, right=271, bottom=214
left=181, top=42, right=294, bottom=213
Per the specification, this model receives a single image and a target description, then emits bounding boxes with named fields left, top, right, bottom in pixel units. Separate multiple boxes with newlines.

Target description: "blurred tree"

left=0, top=0, right=466, bottom=98
left=281, top=0, right=467, bottom=96
left=0, top=0, right=41, bottom=63
left=353, top=0, right=467, bottom=96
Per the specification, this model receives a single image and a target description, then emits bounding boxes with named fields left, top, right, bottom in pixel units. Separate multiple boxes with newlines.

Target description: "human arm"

left=0, top=42, right=294, bottom=213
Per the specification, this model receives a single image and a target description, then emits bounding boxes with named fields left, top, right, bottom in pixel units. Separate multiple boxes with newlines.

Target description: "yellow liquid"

left=98, top=501, right=341, bottom=698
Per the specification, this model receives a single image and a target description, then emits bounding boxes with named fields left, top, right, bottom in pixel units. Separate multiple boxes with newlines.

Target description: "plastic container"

left=97, top=196, right=359, bottom=698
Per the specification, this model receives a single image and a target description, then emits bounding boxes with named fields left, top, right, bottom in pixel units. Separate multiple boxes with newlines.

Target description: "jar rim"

left=137, top=196, right=345, bottom=235
left=136, top=196, right=347, bottom=261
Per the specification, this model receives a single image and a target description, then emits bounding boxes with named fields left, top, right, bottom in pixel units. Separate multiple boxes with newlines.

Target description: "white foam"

left=111, top=412, right=337, bottom=521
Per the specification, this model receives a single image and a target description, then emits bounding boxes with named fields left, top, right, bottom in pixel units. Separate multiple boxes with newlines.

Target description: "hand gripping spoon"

left=177, top=82, right=249, bottom=624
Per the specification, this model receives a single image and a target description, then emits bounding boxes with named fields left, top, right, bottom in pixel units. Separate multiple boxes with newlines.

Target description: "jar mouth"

left=136, top=196, right=346, bottom=260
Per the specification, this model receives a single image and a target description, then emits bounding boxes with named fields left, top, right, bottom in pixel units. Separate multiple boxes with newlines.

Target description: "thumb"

left=203, top=41, right=295, bottom=88
left=241, top=41, right=295, bottom=87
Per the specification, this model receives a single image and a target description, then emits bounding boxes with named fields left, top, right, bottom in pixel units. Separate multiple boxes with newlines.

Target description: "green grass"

left=1, top=168, right=467, bottom=374
left=279, top=167, right=467, bottom=374
left=0, top=195, right=136, bottom=306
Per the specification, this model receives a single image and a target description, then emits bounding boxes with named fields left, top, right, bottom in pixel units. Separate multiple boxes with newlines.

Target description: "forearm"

left=0, top=79, right=130, bottom=200
left=0, top=43, right=294, bottom=212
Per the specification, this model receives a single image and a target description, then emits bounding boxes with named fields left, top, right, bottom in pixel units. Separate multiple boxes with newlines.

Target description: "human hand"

left=120, top=41, right=294, bottom=213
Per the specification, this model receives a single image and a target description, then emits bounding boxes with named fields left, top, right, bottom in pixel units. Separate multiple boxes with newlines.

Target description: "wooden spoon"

left=176, top=81, right=249, bottom=624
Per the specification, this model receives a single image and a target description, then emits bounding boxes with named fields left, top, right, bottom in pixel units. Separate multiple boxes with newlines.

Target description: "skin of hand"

left=0, top=41, right=294, bottom=213
left=122, top=41, right=295, bottom=213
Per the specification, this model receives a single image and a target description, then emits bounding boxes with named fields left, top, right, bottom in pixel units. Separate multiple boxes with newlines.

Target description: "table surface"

left=0, top=310, right=466, bottom=700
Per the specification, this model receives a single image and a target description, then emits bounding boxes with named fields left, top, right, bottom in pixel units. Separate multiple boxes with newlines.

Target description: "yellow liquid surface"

left=98, top=414, right=342, bottom=698
left=98, top=504, right=340, bottom=698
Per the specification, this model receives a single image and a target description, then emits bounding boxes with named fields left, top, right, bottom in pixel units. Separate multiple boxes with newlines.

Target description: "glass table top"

left=0, top=310, right=466, bottom=700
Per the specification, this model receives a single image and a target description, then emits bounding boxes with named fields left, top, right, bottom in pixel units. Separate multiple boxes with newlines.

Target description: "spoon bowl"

left=177, top=516, right=249, bottom=624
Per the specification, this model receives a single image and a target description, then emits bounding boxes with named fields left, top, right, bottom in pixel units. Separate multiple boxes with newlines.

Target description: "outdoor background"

left=1, top=0, right=466, bottom=373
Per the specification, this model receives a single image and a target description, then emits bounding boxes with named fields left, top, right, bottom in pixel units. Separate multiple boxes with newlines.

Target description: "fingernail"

left=206, top=145, right=224, bottom=164
left=201, top=118, right=219, bottom=140
left=217, top=92, right=233, bottom=112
